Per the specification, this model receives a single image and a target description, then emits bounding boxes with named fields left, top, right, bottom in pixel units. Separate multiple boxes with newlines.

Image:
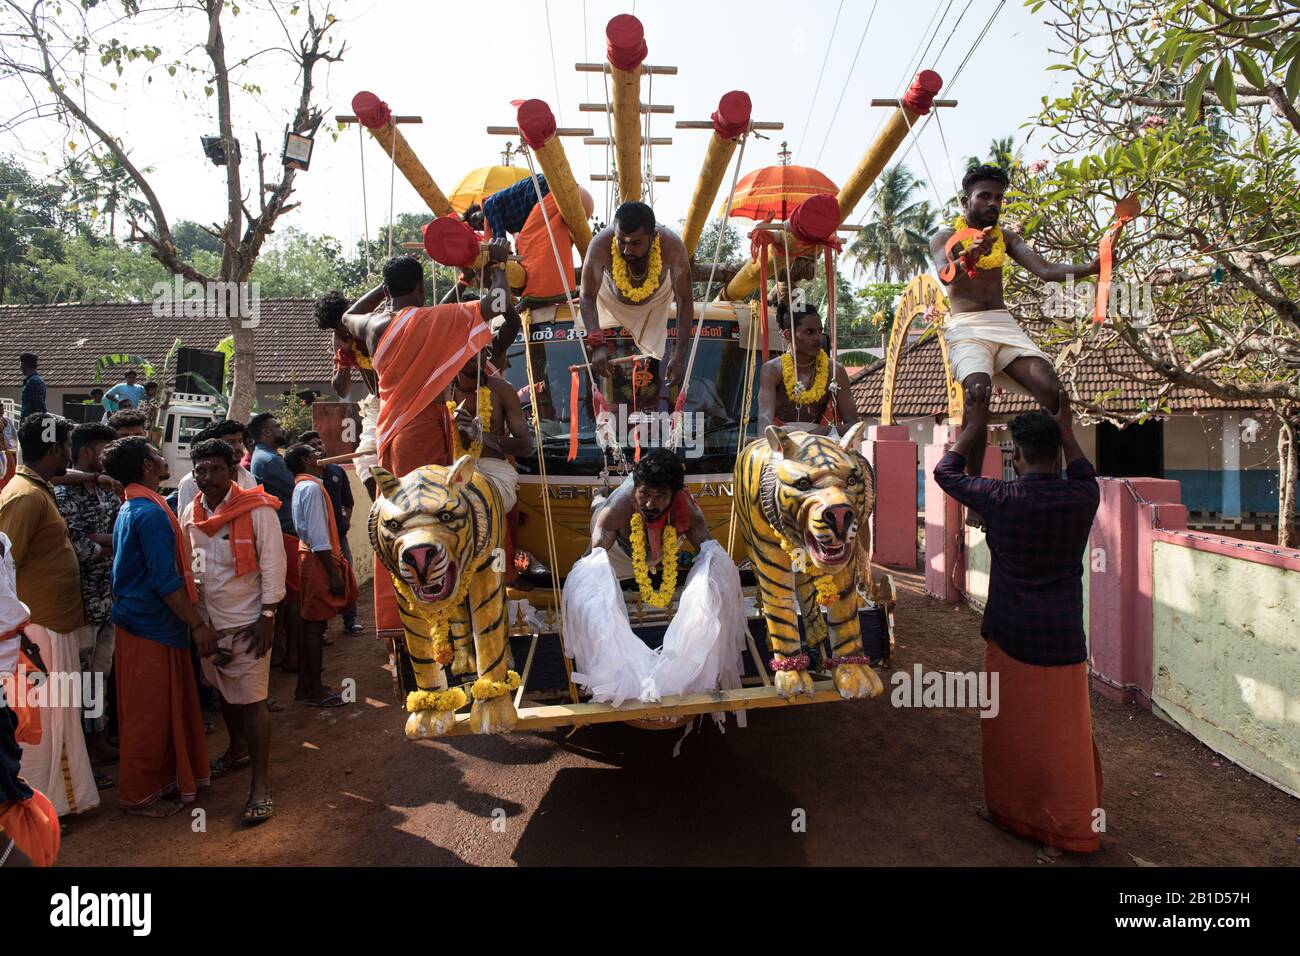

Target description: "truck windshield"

left=502, top=317, right=762, bottom=475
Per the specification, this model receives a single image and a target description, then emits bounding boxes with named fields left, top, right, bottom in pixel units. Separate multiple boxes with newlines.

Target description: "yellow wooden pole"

left=352, top=91, right=453, bottom=218
left=517, top=100, right=594, bottom=256
left=681, top=91, right=752, bottom=259
left=721, top=72, right=943, bottom=301
left=606, top=14, right=647, bottom=204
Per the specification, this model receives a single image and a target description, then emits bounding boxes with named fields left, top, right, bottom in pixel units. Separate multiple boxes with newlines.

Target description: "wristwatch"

left=260, top=609, right=276, bottom=619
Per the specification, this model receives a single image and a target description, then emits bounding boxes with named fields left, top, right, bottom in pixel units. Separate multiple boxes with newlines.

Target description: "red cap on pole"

left=790, top=194, right=843, bottom=246
left=902, top=70, right=943, bottom=115
left=516, top=99, right=557, bottom=149
left=351, top=91, right=392, bottom=130
left=606, top=14, right=647, bottom=72
left=423, top=218, right=480, bottom=268
left=711, top=91, right=752, bottom=139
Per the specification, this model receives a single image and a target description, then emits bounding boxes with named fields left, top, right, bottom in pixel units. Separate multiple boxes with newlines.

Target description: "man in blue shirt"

left=247, top=412, right=302, bottom=672
left=299, top=429, right=360, bottom=633
left=104, top=436, right=215, bottom=817
left=19, top=353, right=46, bottom=421
left=102, top=369, right=147, bottom=414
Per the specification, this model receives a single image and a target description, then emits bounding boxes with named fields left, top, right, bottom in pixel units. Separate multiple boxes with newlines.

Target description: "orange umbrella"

left=719, top=164, right=838, bottom=221
left=448, top=165, right=531, bottom=215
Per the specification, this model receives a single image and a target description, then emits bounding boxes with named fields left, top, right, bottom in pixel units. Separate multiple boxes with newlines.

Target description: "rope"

left=358, top=123, right=372, bottom=278
left=520, top=309, right=580, bottom=704
left=387, top=124, right=397, bottom=260
left=543, top=0, right=565, bottom=128
left=643, top=68, right=655, bottom=206
left=602, top=67, right=617, bottom=221
left=725, top=300, right=762, bottom=557
left=899, top=104, right=950, bottom=211
left=933, top=108, right=962, bottom=204
left=670, top=130, right=750, bottom=445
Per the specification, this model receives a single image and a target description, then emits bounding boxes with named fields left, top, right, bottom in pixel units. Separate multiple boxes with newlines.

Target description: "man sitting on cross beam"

left=579, top=201, right=695, bottom=388
left=929, top=164, right=1099, bottom=526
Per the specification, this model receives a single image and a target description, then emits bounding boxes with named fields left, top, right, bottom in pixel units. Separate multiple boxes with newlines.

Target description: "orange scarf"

left=125, top=484, right=199, bottom=604
left=188, top=483, right=282, bottom=577
left=0, top=787, right=60, bottom=866
left=293, top=474, right=342, bottom=556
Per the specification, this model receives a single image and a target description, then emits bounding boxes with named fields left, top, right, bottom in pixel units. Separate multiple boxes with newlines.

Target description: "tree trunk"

left=228, top=321, right=258, bottom=422
left=1278, top=411, right=1297, bottom=549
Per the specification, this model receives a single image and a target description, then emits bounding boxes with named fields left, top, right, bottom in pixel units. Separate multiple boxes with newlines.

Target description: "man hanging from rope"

left=579, top=201, right=695, bottom=387
left=929, top=164, right=1099, bottom=525
left=756, top=302, right=860, bottom=436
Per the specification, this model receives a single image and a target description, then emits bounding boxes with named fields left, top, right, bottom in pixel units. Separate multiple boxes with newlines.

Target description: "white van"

left=157, top=392, right=220, bottom=492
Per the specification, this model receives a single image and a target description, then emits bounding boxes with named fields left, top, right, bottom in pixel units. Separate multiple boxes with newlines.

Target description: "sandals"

left=303, top=691, right=345, bottom=708
left=242, top=790, right=274, bottom=825
left=94, top=769, right=115, bottom=791
left=210, top=752, right=251, bottom=779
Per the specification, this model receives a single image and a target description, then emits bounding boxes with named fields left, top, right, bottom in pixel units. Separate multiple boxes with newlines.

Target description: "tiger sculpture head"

left=368, top=456, right=493, bottom=609
left=761, top=422, right=875, bottom=571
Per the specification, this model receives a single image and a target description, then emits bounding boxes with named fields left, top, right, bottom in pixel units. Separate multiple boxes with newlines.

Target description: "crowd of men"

left=0, top=389, right=362, bottom=852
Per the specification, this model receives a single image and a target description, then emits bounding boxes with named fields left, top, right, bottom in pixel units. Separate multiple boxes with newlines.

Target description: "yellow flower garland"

left=392, top=569, right=473, bottom=666
left=953, top=215, right=1007, bottom=270
left=629, top=512, right=679, bottom=608
left=471, top=670, right=522, bottom=701
left=610, top=234, right=663, bottom=303
left=775, top=532, right=840, bottom=607
left=446, top=386, right=493, bottom=459
left=780, top=349, right=830, bottom=407
left=406, top=687, right=468, bottom=713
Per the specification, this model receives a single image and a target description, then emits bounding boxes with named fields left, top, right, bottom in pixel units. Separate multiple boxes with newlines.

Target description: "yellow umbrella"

left=448, top=165, right=531, bottom=215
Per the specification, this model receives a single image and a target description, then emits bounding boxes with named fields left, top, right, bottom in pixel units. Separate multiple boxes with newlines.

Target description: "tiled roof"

left=851, top=324, right=1255, bottom=419
left=0, top=299, right=331, bottom=388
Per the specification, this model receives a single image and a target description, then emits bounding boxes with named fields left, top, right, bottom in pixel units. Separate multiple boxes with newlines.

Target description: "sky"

left=1, top=0, right=1068, bottom=251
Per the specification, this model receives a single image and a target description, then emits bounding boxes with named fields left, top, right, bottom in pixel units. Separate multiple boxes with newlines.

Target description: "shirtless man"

left=448, top=348, right=534, bottom=513
left=756, top=303, right=859, bottom=435
left=579, top=201, right=695, bottom=387
left=930, top=164, right=1099, bottom=482
left=590, top=449, right=710, bottom=583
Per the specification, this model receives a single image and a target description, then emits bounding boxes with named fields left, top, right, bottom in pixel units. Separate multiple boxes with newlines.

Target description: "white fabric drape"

left=561, top=540, right=746, bottom=707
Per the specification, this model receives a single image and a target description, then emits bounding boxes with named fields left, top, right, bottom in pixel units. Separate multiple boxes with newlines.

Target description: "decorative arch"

left=879, top=274, right=963, bottom=425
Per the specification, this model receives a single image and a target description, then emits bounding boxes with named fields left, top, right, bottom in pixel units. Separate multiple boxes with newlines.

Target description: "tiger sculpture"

left=734, top=422, right=886, bottom=701
left=369, top=456, right=516, bottom=737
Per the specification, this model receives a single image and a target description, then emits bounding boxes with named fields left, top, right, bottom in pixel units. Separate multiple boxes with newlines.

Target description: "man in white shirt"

left=176, top=419, right=255, bottom=517
left=181, top=438, right=285, bottom=824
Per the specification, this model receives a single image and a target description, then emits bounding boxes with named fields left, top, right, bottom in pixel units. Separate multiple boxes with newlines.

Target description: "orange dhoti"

left=114, top=627, right=210, bottom=809
left=371, top=302, right=493, bottom=633
left=299, top=550, right=358, bottom=623
left=981, top=639, right=1104, bottom=853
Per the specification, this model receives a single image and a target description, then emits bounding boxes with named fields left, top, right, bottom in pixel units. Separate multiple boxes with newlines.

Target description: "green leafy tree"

left=848, top=165, right=939, bottom=282
left=0, top=0, right=347, bottom=419
left=1015, top=0, right=1300, bottom=545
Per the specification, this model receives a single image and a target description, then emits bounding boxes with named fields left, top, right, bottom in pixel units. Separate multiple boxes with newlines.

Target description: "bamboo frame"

left=408, top=681, right=853, bottom=738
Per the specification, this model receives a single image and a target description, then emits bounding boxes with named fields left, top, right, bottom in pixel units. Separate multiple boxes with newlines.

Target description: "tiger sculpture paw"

left=407, top=707, right=459, bottom=738
left=470, top=695, right=518, bottom=735
left=833, top=662, right=884, bottom=700
left=774, top=667, right=817, bottom=700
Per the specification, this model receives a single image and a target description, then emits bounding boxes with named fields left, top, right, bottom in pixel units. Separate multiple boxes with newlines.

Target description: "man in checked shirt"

left=933, top=384, right=1103, bottom=859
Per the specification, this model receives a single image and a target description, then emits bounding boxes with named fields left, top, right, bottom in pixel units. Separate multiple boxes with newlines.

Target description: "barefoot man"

left=579, top=201, right=695, bottom=387
left=448, top=349, right=534, bottom=515
left=930, top=164, right=1100, bottom=520
left=756, top=303, right=860, bottom=436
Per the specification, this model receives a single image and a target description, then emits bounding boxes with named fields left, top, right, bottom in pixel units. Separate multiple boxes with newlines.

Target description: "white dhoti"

left=16, top=622, right=100, bottom=817
left=942, top=310, right=1052, bottom=395
left=474, top=455, right=518, bottom=513
left=561, top=541, right=746, bottom=706
left=595, top=271, right=674, bottom=359
left=354, top=394, right=380, bottom=483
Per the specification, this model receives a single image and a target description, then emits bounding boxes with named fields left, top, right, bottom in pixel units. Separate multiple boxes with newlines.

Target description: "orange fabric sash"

left=125, top=484, right=198, bottom=604
left=373, top=303, right=494, bottom=464
left=1094, top=198, right=1137, bottom=326
left=188, top=483, right=281, bottom=577
left=293, top=475, right=342, bottom=556
left=0, top=787, right=60, bottom=866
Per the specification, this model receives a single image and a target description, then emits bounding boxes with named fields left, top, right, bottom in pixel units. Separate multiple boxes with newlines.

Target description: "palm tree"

left=964, top=135, right=1017, bottom=173
left=848, top=165, right=939, bottom=282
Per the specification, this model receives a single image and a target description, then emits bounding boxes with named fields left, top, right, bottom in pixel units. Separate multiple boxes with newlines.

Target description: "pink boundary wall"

left=923, top=426, right=999, bottom=603
left=920, top=455, right=1300, bottom=710
left=865, top=425, right=918, bottom=569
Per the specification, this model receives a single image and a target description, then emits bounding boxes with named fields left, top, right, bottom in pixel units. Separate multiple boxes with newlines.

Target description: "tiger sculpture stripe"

left=734, top=422, right=886, bottom=701
left=369, top=456, right=516, bottom=736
